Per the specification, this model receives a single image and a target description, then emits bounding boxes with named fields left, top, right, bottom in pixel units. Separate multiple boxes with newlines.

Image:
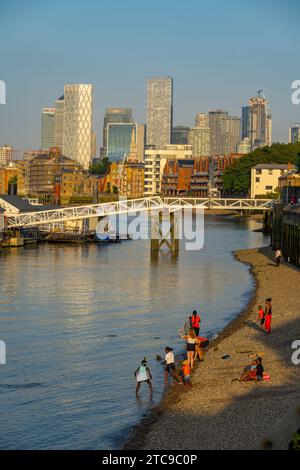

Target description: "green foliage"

left=68, top=196, right=93, bottom=204
left=223, top=142, right=300, bottom=195
left=112, top=185, right=119, bottom=194
left=89, top=158, right=110, bottom=175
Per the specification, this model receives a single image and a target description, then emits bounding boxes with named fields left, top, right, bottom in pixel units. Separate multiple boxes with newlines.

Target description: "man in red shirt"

left=190, top=310, right=201, bottom=336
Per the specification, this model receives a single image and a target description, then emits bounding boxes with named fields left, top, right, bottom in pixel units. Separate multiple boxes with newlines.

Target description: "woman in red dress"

left=264, top=298, right=272, bottom=335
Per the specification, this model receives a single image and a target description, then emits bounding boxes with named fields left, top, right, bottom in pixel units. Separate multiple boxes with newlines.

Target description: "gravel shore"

left=125, top=246, right=300, bottom=450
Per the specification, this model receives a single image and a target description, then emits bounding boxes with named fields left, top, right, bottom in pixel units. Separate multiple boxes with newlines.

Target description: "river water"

left=0, top=215, right=269, bottom=449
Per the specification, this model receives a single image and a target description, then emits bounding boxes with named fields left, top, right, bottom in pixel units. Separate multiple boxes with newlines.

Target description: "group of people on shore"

left=135, top=310, right=207, bottom=396
left=257, top=298, right=273, bottom=335
left=135, top=298, right=273, bottom=396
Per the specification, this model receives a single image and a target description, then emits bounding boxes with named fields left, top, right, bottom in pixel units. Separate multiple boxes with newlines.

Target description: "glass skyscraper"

left=54, top=95, right=64, bottom=152
left=41, top=107, right=55, bottom=150
left=289, top=124, right=300, bottom=143
left=147, top=77, right=173, bottom=148
left=103, top=108, right=133, bottom=151
left=171, top=126, right=190, bottom=145
left=107, top=123, right=136, bottom=162
left=242, top=106, right=250, bottom=140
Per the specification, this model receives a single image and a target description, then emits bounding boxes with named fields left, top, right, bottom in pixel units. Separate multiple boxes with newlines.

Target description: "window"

left=268, top=170, right=273, bottom=175
left=265, top=186, right=273, bottom=190
left=256, top=169, right=262, bottom=175
left=256, top=177, right=260, bottom=183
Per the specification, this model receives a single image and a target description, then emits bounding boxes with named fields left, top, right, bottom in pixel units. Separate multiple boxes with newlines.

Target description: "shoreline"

left=124, top=246, right=300, bottom=450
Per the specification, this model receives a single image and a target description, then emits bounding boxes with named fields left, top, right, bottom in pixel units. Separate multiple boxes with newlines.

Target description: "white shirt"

left=165, top=351, right=175, bottom=364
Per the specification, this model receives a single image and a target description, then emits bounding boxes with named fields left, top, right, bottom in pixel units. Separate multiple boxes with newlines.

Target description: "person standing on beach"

left=180, top=328, right=198, bottom=369
left=134, top=358, right=153, bottom=398
left=164, top=347, right=182, bottom=386
left=257, top=305, right=265, bottom=326
left=275, top=249, right=282, bottom=267
left=264, top=298, right=272, bottom=335
left=190, top=310, right=201, bottom=337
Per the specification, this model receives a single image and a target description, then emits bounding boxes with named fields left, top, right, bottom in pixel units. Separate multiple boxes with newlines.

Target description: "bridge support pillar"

left=150, top=211, right=179, bottom=256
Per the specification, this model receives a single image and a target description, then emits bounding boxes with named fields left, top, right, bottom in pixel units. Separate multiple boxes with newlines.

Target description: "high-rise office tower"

left=136, top=124, right=146, bottom=161
left=106, top=123, right=137, bottom=162
left=41, top=107, right=55, bottom=150
left=289, top=124, right=300, bottom=143
left=54, top=95, right=64, bottom=151
left=188, top=113, right=210, bottom=157
left=103, top=108, right=133, bottom=152
left=266, top=113, right=272, bottom=147
left=228, top=116, right=241, bottom=153
left=209, top=110, right=240, bottom=155
left=242, top=106, right=250, bottom=140
left=248, top=93, right=272, bottom=150
left=63, top=84, right=93, bottom=170
left=171, top=126, right=190, bottom=145
left=146, top=77, right=173, bottom=147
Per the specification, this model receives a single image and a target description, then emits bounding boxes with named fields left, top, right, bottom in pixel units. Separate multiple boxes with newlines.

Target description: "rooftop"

left=253, top=164, right=291, bottom=170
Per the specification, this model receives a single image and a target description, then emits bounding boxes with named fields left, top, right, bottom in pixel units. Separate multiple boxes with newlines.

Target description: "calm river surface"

left=0, top=215, right=269, bottom=449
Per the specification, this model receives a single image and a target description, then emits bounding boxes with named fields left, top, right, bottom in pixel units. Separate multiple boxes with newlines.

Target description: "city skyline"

left=0, top=0, right=300, bottom=150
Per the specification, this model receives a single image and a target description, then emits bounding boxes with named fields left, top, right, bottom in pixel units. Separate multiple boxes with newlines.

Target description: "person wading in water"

left=190, top=310, right=201, bottom=337
left=134, top=358, right=153, bottom=398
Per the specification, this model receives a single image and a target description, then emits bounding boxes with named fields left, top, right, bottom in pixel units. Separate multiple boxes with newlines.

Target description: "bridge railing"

left=4, top=197, right=274, bottom=228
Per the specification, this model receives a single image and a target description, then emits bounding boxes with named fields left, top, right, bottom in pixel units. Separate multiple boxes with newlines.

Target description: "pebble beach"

left=125, top=246, right=300, bottom=450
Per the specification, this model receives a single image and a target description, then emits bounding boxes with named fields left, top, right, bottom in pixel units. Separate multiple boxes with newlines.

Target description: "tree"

left=89, top=157, right=111, bottom=175
left=223, top=142, right=300, bottom=195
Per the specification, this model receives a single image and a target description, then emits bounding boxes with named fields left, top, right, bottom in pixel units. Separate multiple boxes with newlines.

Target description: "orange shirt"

left=191, top=315, right=200, bottom=328
left=258, top=309, right=264, bottom=319
left=182, top=364, right=191, bottom=376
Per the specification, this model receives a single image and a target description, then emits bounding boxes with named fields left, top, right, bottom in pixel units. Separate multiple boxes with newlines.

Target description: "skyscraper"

left=41, top=107, right=55, bottom=150
left=63, top=84, right=93, bottom=170
left=146, top=77, right=173, bottom=147
left=209, top=110, right=240, bottom=155
left=289, top=124, right=300, bottom=143
left=248, top=93, right=272, bottom=150
left=171, top=126, right=190, bottom=145
left=242, top=106, right=250, bottom=140
left=188, top=113, right=210, bottom=157
left=106, top=123, right=136, bottom=162
left=103, top=108, right=133, bottom=152
left=54, top=95, right=64, bottom=152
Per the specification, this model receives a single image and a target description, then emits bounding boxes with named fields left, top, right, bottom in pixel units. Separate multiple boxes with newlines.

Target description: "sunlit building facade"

left=63, top=84, right=93, bottom=170
left=146, top=77, right=173, bottom=148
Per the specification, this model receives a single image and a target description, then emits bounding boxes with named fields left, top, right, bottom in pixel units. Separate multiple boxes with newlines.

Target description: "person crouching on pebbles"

left=164, top=347, right=182, bottom=386
left=181, top=360, right=192, bottom=387
left=134, top=358, right=153, bottom=398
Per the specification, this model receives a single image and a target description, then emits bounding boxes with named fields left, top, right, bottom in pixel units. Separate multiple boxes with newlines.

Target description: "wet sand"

left=124, top=247, right=300, bottom=450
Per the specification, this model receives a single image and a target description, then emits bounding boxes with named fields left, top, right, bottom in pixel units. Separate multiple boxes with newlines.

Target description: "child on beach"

left=134, top=358, right=153, bottom=398
left=257, top=305, right=265, bottom=326
left=181, top=360, right=192, bottom=387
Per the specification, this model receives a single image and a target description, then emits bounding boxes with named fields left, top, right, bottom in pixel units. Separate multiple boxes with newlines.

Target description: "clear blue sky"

left=0, top=0, right=300, bottom=151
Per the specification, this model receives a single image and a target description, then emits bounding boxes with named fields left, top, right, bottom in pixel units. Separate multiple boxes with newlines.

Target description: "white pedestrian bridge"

left=4, top=197, right=274, bottom=228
